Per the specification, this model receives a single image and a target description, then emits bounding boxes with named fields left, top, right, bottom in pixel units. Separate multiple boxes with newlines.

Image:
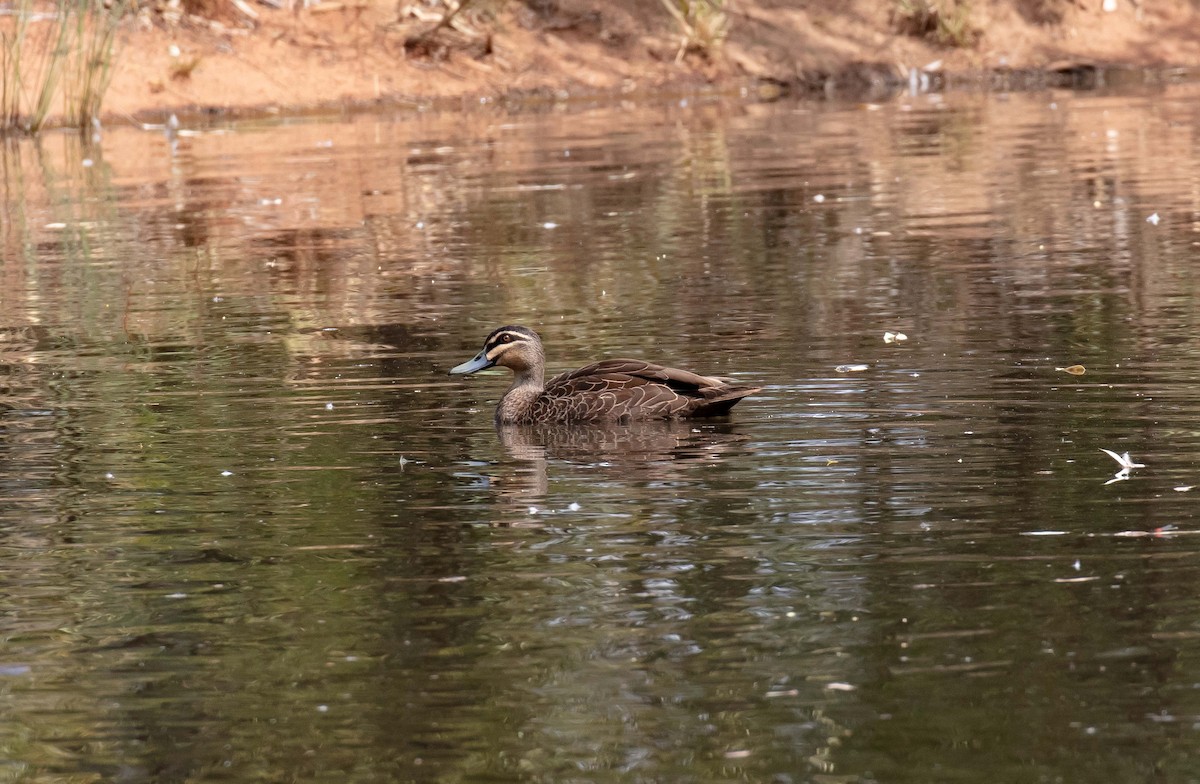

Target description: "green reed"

left=0, top=0, right=124, bottom=133
left=65, top=0, right=123, bottom=129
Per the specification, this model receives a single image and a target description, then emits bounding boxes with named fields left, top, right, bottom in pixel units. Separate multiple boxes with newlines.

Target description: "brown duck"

left=449, top=325, right=760, bottom=424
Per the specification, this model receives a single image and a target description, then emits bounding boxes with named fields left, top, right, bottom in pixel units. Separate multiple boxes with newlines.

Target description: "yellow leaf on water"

left=1055, top=364, right=1086, bottom=375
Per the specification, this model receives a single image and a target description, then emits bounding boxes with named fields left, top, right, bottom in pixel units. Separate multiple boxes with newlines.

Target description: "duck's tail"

left=690, top=386, right=762, bottom=417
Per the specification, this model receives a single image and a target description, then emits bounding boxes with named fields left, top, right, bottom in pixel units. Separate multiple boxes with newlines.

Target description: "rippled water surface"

left=3, top=85, right=1200, bottom=781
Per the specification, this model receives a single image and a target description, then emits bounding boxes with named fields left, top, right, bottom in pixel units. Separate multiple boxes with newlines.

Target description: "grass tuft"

left=659, top=0, right=729, bottom=63
left=892, top=0, right=979, bottom=48
left=0, top=0, right=124, bottom=134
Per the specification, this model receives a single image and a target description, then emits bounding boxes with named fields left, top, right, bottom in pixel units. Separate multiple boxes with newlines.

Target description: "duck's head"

left=449, top=325, right=545, bottom=376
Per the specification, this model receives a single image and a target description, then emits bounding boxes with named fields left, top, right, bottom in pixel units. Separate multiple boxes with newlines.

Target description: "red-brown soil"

left=90, top=0, right=1200, bottom=123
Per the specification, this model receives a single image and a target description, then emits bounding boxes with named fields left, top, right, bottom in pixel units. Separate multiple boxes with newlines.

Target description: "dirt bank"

left=102, top=0, right=1200, bottom=123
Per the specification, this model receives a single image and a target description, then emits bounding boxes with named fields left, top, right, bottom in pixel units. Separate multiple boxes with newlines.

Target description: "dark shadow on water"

left=498, top=419, right=751, bottom=463
left=491, top=419, right=752, bottom=504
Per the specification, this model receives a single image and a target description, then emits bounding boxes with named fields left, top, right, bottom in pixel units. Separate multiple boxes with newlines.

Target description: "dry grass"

left=892, top=0, right=979, bottom=48
left=659, top=0, right=729, bottom=62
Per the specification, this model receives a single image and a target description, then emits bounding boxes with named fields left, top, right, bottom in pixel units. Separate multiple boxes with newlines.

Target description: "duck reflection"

left=488, top=420, right=751, bottom=509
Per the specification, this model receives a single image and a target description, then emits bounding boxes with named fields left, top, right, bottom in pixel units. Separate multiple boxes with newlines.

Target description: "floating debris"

left=1146, top=212, right=1161, bottom=226
left=1101, top=448, right=1145, bottom=470
left=825, top=682, right=857, bottom=692
left=835, top=364, right=869, bottom=373
left=1113, top=528, right=1200, bottom=538
left=1174, top=486, right=1195, bottom=492
left=1101, top=448, right=1145, bottom=484
left=1054, top=576, right=1100, bottom=584
left=1055, top=364, right=1086, bottom=375
left=883, top=331, right=908, bottom=343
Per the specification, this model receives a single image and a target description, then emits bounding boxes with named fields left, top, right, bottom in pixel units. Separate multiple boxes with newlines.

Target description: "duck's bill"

left=449, top=351, right=494, bottom=375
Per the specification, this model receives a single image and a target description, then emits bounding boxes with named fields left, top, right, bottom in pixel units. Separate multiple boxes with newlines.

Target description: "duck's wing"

left=541, top=360, right=759, bottom=421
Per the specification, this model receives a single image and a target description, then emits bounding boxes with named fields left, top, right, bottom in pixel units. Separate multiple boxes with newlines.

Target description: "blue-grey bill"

left=449, top=351, right=493, bottom=375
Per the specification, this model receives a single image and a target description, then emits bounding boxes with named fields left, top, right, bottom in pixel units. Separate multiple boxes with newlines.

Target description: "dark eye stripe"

left=490, top=331, right=526, bottom=347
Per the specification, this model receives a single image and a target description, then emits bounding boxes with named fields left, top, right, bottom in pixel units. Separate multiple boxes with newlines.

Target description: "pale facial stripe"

left=485, top=332, right=531, bottom=361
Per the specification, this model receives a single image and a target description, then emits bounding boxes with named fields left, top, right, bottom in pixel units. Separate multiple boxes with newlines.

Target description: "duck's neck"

left=497, top=367, right=545, bottom=424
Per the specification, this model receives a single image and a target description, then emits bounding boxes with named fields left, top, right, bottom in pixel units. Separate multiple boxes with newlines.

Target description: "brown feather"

left=450, top=327, right=760, bottom=424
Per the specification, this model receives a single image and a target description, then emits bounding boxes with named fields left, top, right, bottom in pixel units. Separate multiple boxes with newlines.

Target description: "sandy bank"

left=98, top=0, right=1200, bottom=123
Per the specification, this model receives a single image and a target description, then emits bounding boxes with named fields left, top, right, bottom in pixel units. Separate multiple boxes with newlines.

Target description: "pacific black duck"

left=449, top=325, right=760, bottom=424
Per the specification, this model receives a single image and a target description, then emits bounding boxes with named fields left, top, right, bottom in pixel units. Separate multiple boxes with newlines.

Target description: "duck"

left=449, top=325, right=760, bottom=424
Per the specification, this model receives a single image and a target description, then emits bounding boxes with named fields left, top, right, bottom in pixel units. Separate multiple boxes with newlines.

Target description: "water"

left=1, top=85, right=1200, bottom=781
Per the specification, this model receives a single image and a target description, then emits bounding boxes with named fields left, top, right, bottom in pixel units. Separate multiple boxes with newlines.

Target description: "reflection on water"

left=491, top=420, right=754, bottom=508
left=2, top=84, right=1200, bottom=780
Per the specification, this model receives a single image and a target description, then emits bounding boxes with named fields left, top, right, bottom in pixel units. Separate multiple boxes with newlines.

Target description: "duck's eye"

left=500, top=334, right=511, bottom=343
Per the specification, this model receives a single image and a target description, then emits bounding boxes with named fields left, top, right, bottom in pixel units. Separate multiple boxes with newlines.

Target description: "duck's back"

left=523, top=359, right=759, bottom=423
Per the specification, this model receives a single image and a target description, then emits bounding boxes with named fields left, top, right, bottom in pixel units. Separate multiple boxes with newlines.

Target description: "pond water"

left=2, top=82, right=1200, bottom=782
